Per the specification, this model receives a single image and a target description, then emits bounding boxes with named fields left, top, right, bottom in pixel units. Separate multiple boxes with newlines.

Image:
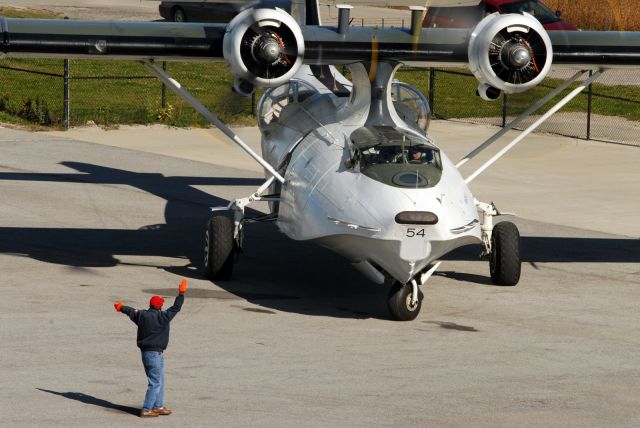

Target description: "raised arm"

left=163, top=279, right=187, bottom=322
left=115, top=301, right=140, bottom=325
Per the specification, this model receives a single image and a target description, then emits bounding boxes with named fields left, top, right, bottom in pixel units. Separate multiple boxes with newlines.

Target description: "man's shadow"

left=36, top=388, right=139, bottom=416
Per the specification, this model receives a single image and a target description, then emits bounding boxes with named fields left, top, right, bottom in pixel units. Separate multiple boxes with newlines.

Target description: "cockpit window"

left=350, top=126, right=442, bottom=189
left=500, top=1, right=559, bottom=24
left=391, top=82, right=431, bottom=133
left=258, top=79, right=318, bottom=128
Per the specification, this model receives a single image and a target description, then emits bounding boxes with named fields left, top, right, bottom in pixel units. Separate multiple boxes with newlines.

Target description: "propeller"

left=239, top=24, right=299, bottom=79
left=468, top=12, right=553, bottom=95
left=488, top=27, right=547, bottom=85
left=223, top=7, right=305, bottom=93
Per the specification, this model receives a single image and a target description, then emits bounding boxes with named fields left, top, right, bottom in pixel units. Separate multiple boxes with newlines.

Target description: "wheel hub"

left=405, top=293, right=419, bottom=311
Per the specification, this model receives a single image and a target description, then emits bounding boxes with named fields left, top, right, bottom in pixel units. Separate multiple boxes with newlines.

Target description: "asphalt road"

left=1, top=125, right=639, bottom=426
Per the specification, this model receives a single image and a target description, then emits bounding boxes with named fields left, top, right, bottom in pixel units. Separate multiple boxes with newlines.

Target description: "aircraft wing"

left=2, top=8, right=640, bottom=95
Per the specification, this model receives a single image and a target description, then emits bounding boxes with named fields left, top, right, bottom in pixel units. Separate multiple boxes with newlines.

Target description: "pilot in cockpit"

left=408, top=147, right=434, bottom=164
left=409, top=147, right=423, bottom=163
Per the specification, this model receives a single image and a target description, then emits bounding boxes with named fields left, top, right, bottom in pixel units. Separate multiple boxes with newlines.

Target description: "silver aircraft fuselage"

left=259, top=65, right=481, bottom=284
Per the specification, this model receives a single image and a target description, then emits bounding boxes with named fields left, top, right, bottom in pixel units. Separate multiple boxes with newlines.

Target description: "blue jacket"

left=121, top=294, right=184, bottom=352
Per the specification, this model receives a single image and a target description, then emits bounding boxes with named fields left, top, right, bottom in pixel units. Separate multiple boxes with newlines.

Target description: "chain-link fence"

left=414, top=67, right=640, bottom=147
left=322, top=17, right=408, bottom=28
left=0, top=58, right=258, bottom=128
left=1, top=58, right=639, bottom=147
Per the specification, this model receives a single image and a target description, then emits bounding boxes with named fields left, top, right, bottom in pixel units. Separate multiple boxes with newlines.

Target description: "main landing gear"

left=489, top=221, right=521, bottom=285
left=202, top=176, right=279, bottom=281
left=203, top=214, right=235, bottom=280
left=478, top=201, right=521, bottom=286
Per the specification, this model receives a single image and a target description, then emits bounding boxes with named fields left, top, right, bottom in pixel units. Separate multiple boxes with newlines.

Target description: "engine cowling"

left=223, top=7, right=304, bottom=95
left=468, top=12, right=552, bottom=95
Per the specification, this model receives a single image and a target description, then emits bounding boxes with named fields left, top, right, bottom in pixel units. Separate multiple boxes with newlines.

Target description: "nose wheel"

left=388, top=280, right=424, bottom=321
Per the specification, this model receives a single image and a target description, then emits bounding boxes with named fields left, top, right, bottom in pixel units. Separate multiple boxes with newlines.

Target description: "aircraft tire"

left=204, top=215, right=234, bottom=281
left=388, top=281, right=423, bottom=321
left=172, top=7, right=186, bottom=23
left=489, top=221, right=521, bottom=286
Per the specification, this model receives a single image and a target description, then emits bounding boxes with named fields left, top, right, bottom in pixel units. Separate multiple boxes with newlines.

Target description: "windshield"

left=500, top=1, right=559, bottom=24
left=258, top=79, right=318, bottom=128
left=391, top=82, right=431, bottom=133
left=351, top=126, right=442, bottom=188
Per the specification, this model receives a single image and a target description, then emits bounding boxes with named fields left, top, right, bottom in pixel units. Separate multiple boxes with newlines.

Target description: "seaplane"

left=1, top=0, right=639, bottom=320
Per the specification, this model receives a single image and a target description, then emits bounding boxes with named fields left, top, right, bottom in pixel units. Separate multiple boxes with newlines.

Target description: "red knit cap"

left=149, top=295, right=165, bottom=309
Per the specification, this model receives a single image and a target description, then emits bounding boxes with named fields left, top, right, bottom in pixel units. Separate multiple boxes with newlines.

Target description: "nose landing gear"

left=388, top=280, right=424, bottom=321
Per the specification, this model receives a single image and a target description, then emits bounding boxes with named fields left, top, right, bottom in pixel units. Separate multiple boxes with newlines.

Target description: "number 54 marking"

left=405, top=228, right=426, bottom=238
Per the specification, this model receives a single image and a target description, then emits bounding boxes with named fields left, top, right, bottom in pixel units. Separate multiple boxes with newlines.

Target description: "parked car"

left=423, top=0, right=578, bottom=31
left=159, top=0, right=290, bottom=23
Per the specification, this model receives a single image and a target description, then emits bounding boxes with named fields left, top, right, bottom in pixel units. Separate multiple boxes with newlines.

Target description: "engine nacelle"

left=469, top=12, right=552, bottom=95
left=223, top=7, right=304, bottom=94
left=477, top=83, right=502, bottom=101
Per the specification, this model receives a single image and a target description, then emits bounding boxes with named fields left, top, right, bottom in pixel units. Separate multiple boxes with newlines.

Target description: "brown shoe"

left=152, top=407, right=172, bottom=416
left=140, top=409, right=159, bottom=418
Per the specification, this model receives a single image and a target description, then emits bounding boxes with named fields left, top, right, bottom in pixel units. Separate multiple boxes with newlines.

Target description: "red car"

left=423, top=0, right=578, bottom=31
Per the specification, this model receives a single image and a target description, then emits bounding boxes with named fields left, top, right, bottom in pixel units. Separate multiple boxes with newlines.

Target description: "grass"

left=0, top=6, right=60, bottom=19
left=0, top=6, right=639, bottom=128
left=0, top=59, right=260, bottom=128
left=545, top=0, right=640, bottom=31
left=397, top=68, right=640, bottom=123
left=2, top=60, right=639, bottom=129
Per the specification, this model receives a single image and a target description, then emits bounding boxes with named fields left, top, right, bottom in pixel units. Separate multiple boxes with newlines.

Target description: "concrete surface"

left=46, top=120, right=640, bottom=237
left=1, top=121, right=639, bottom=426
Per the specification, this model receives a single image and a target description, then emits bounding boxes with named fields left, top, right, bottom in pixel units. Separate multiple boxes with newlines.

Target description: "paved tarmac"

left=1, top=122, right=639, bottom=426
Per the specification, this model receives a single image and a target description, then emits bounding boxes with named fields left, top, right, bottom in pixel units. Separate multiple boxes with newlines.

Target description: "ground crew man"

left=114, top=279, right=187, bottom=417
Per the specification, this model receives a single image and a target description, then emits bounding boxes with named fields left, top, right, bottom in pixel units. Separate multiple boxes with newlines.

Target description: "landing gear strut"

left=203, top=176, right=280, bottom=281
left=477, top=200, right=521, bottom=286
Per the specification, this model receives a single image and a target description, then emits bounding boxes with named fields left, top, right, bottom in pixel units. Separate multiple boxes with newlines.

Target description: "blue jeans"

left=141, top=351, right=164, bottom=412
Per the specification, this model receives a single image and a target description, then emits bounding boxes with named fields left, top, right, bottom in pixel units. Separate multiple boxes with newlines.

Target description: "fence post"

left=161, top=61, right=167, bottom=108
left=502, top=93, right=507, bottom=128
left=587, top=70, right=593, bottom=140
left=63, top=59, right=70, bottom=129
left=251, top=91, right=256, bottom=116
left=428, top=68, right=436, bottom=117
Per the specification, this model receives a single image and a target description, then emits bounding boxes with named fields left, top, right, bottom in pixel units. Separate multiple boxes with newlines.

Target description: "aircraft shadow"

left=1, top=161, right=637, bottom=319
left=36, top=388, right=139, bottom=416
left=446, top=236, right=640, bottom=264
left=0, top=162, right=263, bottom=267
left=0, top=161, right=387, bottom=319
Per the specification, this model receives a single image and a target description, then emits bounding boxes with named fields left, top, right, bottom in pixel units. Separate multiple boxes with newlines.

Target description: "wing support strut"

left=455, top=70, right=587, bottom=169
left=142, top=61, right=285, bottom=183
left=463, top=69, right=603, bottom=184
